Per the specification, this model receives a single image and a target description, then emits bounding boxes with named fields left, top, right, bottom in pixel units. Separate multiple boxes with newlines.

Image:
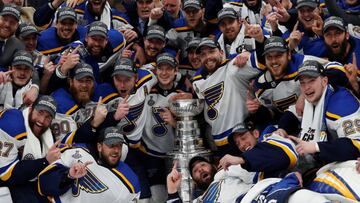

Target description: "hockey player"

left=191, top=37, right=260, bottom=155
left=37, top=127, right=141, bottom=202
left=0, top=95, right=60, bottom=202
left=177, top=37, right=201, bottom=80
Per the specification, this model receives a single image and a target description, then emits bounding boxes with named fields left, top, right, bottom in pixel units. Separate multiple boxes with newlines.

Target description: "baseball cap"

left=87, top=21, right=108, bottom=38
left=183, top=0, right=202, bottom=10
left=69, top=63, right=95, bottom=80
left=217, top=7, right=238, bottom=23
left=185, top=37, right=201, bottom=51
left=146, top=25, right=166, bottom=42
left=227, top=118, right=256, bottom=148
left=12, top=50, right=34, bottom=69
left=188, top=156, right=210, bottom=177
left=263, top=36, right=288, bottom=56
left=112, top=57, right=137, bottom=77
left=33, top=95, right=57, bottom=118
left=295, top=60, right=325, bottom=81
left=156, top=53, right=177, bottom=68
left=196, top=37, right=220, bottom=54
left=0, top=4, right=20, bottom=21
left=17, top=23, right=40, bottom=38
left=296, top=0, right=318, bottom=9
left=57, top=7, right=77, bottom=22
left=323, top=16, right=346, bottom=33
left=98, top=127, right=126, bottom=146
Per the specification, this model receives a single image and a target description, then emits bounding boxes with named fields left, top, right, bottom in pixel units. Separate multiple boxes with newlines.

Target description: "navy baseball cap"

left=33, top=95, right=57, bottom=118
left=0, top=4, right=20, bottom=21
left=12, top=50, right=34, bottom=69
left=98, top=127, right=126, bottom=146
left=188, top=156, right=210, bottom=177
left=17, top=23, right=40, bottom=38
left=196, top=37, right=220, bottom=54
left=87, top=21, right=108, bottom=38
left=323, top=16, right=346, bottom=33
left=296, top=0, right=318, bottom=9
left=263, top=36, right=288, bottom=56
left=217, top=7, right=238, bottom=23
left=295, top=60, right=325, bottom=81
left=70, top=63, right=95, bottom=80
left=156, top=53, right=177, bottom=68
left=57, top=7, right=77, bottom=22
left=112, top=57, right=137, bottom=77
left=146, top=25, right=166, bottom=42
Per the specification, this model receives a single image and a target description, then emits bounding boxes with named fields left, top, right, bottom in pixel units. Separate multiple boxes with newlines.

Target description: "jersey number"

left=51, top=121, right=71, bottom=137
left=0, top=141, right=14, bottom=157
left=342, top=119, right=360, bottom=136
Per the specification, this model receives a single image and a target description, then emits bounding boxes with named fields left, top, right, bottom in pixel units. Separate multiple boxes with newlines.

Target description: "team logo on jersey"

left=72, top=104, right=96, bottom=127
left=148, top=96, right=155, bottom=106
left=151, top=107, right=168, bottom=137
left=23, top=153, right=35, bottom=160
left=72, top=164, right=109, bottom=197
left=202, top=82, right=224, bottom=120
left=72, top=150, right=82, bottom=159
left=121, top=101, right=145, bottom=134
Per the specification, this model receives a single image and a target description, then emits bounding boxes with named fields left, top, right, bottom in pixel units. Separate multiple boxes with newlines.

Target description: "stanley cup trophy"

left=169, top=99, right=211, bottom=203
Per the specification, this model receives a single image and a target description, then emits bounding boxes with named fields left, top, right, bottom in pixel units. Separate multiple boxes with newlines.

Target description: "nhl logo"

left=148, top=96, right=155, bottom=106
left=23, top=153, right=35, bottom=160
left=72, top=150, right=82, bottom=159
left=271, top=81, right=276, bottom=87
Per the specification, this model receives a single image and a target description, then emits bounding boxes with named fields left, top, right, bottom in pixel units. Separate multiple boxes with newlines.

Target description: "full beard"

left=70, top=86, right=94, bottom=105
left=326, top=40, right=348, bottom=62
left=29, top=112, right=48, bottom=138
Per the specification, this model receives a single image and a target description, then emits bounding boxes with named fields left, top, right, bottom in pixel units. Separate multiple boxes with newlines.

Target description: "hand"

left=114, top=95, right=130, bottom=121
left=167, top=161, right=182, bottom=194
left=43, top=56, right=56, bottom=77
left=312, top=9, right=323, bottom=36
left=66, top=0, right=79, bottom=8
left=123, top=29, right=138, bottom=43
left=91, top=97, right=108, bottom=128
left=160, top=107, right=176, bottom=128
left=295, top=93, right=305, bottom=116
left=233, top=51, right=251, bottom=67
left=271, top=0, right=291, bottom=23
left=244, top=20, right=264, bottom=43
left=60, top=46, right=80, bottom=75
left=46, top=140, right=61, bottom=164
left=58, top=49, right=70, bottom=66
left=133, top=43, right=146, bottom=66
left=246, top=90, right=261, bottom=113
left=289, top=135, right=317, bottom=155
left=266, top=12, right=279, bottom=32
left=273, top=128, right=289, bottom=138
left=0, top=70, right=14, bottom=84
left=345, top=53, right=359, bottom=94
left=150, top=7, right=164, bottom=20
left=288, top=21, right=304, bottom=51
left=68, top=161, right=93, bottom=179
left=23, top=86, right=39, bottom=107
left=218, top=154, right=244, bottom=171
left=121, top=42, right=135, bottom=58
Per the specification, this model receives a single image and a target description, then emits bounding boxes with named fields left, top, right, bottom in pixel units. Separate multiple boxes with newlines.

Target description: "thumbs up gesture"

left=91, top=97, right=108, bottom=128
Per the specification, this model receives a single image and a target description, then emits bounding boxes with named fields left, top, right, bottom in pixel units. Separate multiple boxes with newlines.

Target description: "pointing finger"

left=51, top=140, right=62, bottom=150
left=293, top=20, right=299, bottom=32
left=97, top=96, right=103, bottom=108
left=122, top=95, right=129, bottom=103
left=352, top=52, right=357, bottom=66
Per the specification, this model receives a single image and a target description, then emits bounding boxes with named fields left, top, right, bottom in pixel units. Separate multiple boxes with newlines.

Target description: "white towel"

left=300, top=87, right=328, bottom=142
left=0, top=81, right=32, bottom=109
left=21, top=107, right=54, bottom=161
left=100, top=1, right=112, bottom=30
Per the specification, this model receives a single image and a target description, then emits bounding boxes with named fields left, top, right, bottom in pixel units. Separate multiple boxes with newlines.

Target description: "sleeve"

left=33, top=2, right=55, bottom=27
left=166, top=192, right=183, bottom=203
left=317, top=138, right=360, bottom=162
left=37, top=163, right=74, bottom=196
left=277, top=110, right=301, bottom=135
left=324, top=0, right=360, bottom=25
left=241, top=137, right=298, bottom=173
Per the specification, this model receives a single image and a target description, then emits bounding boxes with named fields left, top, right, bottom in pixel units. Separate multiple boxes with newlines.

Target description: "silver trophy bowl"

left=169, top=99, right=204, bottom=118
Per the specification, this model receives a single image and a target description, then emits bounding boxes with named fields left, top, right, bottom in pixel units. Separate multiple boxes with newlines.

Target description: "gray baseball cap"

left=183, top=0, right=202, bottom=10
left=185, top=37, right=201, bottom=51
left=296, top=0, right=318, bottom=9
left=57, top=7, right=77, bottom=22
left=146, top=25, right=166, bottom=42
left=217, top=7, right=238, bottom=23
left=99, top=127, right=126, bottom=146
left=263, top=36, right=288, bottom=56
left=87, top=21, right=108, bottom=38
left=196, top=37, right=220, bottom=54
left=156, top=53, right=177, bottom=68
left=0, top=4, right=20, bottom=21
left=295, top=60, right=325, bottom=81
left=323, top=16, right=346, bottom=33
left=70, top=63, right=95, bottom=80
left=33, top=95, right=57, bottom=118
left=18, top=23, right=40, bottom=38
left=12, top=50, right=34, bottom=69
left=112, top=57, right=137, bottom=77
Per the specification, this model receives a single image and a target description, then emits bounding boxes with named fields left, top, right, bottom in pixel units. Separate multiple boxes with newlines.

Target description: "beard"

left=99, top=151, right=120, bottom=168
left=29, top=110, right=49, bottom=137
left=69, top=85, right=94, bottom=105
left=326, top=40, right=348, bottom=62
left=196, top=165, right=217, bottom=191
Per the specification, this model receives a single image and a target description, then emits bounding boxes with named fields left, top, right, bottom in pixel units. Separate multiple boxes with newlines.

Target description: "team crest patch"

left=121, top=101, right=145, bottom=134
left=202, top=82, right=224, bottom=120
left=148, top=96, right=155, bottom=106
left=72, top=150, right=82, bottom=159
left=23, top=153, right=35, bottom=160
